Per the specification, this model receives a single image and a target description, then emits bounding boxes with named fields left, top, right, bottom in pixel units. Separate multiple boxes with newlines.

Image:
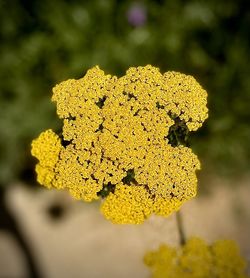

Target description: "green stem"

left=176, top=210, right=186, bottom=245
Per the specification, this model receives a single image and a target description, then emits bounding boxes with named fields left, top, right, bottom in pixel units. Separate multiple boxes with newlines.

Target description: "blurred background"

left=0, top=0, right=250, bottom=277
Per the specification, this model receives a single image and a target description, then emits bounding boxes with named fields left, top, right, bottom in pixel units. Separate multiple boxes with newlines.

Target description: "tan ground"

left=0, top=177, right=250, bottom=277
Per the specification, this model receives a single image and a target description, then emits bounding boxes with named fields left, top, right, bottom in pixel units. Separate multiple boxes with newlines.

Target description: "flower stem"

left=176, top=210, right=186, bottom=245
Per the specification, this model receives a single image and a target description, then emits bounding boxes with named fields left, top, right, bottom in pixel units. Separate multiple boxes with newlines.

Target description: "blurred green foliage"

left=0, top=0, right=249, bottom=185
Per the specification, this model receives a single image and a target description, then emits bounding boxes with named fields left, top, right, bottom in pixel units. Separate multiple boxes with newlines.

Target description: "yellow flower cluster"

left=144, top=237, right=248, bottom=278
left=31, top=129, right=62, bottom=188
left=31, top=65, right=208, bottom=224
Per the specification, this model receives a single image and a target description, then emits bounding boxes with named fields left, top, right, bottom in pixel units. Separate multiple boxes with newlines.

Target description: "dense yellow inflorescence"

left=144, top=237, right=249, bottom=278
left=31, top=129, right=62, bottom=188
left=31, top=65, right=208, bottom=224
left=101, top=184, right=153, bottom=224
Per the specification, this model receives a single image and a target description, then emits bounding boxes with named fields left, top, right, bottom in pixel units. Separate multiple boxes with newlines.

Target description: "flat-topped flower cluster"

left=31, top=65, right=208, bottom=224
left=144, top=237, right=248, bottom=278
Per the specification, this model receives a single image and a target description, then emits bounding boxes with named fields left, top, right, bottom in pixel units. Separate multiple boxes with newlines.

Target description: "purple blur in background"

left=127, top=2, right=147, bottom=27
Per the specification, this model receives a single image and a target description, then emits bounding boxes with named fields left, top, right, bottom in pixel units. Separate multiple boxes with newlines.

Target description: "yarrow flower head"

left=31, top=65, right=208, bottom=224
left=144, top=237, right=249, bottom=278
